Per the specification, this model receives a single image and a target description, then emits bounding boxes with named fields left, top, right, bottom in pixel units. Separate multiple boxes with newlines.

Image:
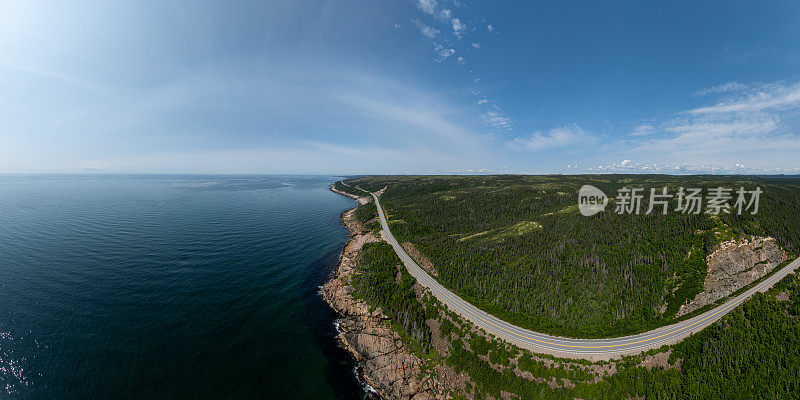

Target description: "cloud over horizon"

left=507, top=124, right=594, bottom=151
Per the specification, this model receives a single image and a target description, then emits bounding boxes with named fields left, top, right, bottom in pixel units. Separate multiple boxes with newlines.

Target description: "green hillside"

left=339, top=175, right=800, bottom=337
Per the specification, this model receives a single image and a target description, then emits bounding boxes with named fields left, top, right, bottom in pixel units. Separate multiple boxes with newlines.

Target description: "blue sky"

left=2, top=0, right=800, bottom=174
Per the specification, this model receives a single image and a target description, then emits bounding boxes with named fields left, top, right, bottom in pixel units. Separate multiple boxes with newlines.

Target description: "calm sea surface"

left=0, top=175, right=367, bottom=399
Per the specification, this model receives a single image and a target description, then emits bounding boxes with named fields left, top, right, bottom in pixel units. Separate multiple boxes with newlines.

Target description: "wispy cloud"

left=619, top=80, right=800, bottom=170
left=433, top=42, right=455, bottom=62
left=629, top=124, right=655, bottom=136
left=482, top=110, right=515, bottom=131
left=408, top=0, right=513, bottom=138
left=507, top=124, right=594, bottom=151
left=414, top=20, right=439, bottom=39
left=693, top=81, right=748, bottom=97
left=416, top=0, right=437, bottom=15
left=0, top=54, right=495, bottom=173
left=722, top=44, right=778, bottom=63
left=688, top=81, right=800, bottom=114
left=452, top=18, right=466, bottom=39
left=411, top=4, right=471, bottom=62
left=336, top=79, right=481, bottom=146
left=636, top=115, right=782, bottom=154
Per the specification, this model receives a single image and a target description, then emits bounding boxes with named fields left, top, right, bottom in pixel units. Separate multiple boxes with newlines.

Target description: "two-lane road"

left=369, top=191, right=800, bottom=360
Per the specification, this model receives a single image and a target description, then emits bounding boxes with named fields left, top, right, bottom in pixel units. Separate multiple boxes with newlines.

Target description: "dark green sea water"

left=0, top=175, right=369, bottom=399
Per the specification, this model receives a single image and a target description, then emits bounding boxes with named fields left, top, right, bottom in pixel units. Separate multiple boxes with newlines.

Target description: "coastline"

left=329, top=185, right=370, bottom=206
left=323, top=179, right=800, bottom=398
left=322, top=185, right=435, bottom=400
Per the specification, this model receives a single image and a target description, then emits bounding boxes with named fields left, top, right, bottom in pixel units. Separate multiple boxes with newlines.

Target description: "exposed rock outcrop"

left=678, top=237, right=787, bottom=316
left=321, top=188, right=436, bottom=400
left=402, top=242, right=438, bottom=277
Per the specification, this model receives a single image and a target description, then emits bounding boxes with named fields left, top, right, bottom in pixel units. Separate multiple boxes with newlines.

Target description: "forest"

left=443, top=274, right=800, bottom=400
left=413, top=241, right=800, bottom=400
left=575, top=272, right=800, bottom=399
left=348, top=227, right=800, bottom=399
left=335, top=176, right=800, bottom=398
left=351, top=241, right=432, bottom=351
left=340, top=175, right=800, bottom=338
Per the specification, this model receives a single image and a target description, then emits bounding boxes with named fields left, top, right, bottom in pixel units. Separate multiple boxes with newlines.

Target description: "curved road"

left=368, top=191, right=800, bottom=360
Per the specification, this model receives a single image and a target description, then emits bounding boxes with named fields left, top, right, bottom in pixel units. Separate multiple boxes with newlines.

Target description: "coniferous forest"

left=341, top=175, right=800, bottom=338
left=335, top=175, right=800, bottom=399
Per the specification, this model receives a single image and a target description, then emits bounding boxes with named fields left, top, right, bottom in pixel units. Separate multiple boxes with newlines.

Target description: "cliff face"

left=401, top=242, right=438, bottom=277
left=321, top=194, right=435, bottom=400
left=678, top=237, right=787, bottom=316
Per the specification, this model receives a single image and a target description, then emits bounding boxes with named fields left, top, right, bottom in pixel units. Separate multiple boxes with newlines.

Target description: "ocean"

left=0, top=174, right=368, bottom=399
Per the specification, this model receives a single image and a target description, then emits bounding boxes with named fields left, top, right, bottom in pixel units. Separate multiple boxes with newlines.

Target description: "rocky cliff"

left=678, top=237, right=787, bottom=316
left=321, top=189, right=436, bottom=400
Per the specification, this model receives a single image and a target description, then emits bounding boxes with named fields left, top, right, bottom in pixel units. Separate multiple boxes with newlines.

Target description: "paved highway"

left=369, top=191, right=800, bottom=360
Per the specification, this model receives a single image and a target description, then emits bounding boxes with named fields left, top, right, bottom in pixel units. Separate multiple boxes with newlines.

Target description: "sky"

left=2, top=0, right=800, bottom=175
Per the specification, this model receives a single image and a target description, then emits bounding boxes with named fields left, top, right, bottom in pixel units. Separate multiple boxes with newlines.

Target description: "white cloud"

left=688, top=81, right=800, bottom=114
left=634, top=115, right=785, bottom=156
left=476, top=99, right=488, bottom=104
left=417, top=0, right=436, bottom=15
left=414, top=20, right=439, bottom=39
left=393, top=24, right=402, bottom=30
left=433, top=43, right=455, bottom=62
left=487, top=24, right=494, bottom=32
left=452, top=18, right=466, bottom=38
left=620, top=80, right=800, bottom=170
left=457, top=56, right=466, bottom=64
left=507, top=124, right=593, bottom=151
left=693, top=81, right=748, bottom=96
left=481, top=110, right=514, bottom=131
left=586, top=159, right=800, bottom=175
left=629, top=124, right=655, bottom=136
left=439, top=9, right=452, bottom=19
left=339, top=93, right=472, bottom=143
left=471, top=42, right=481, bottom=48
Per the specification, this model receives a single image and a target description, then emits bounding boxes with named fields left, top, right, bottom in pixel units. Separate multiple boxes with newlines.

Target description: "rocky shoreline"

left=322, top=186, right=436, bottom=400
